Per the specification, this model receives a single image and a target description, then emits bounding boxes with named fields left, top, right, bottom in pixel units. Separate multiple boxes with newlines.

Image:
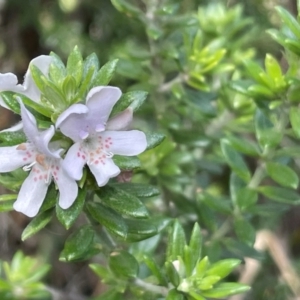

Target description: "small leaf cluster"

left=0, top=251, right=50, bottom=300
left=89, top=220, right=249, bottom=300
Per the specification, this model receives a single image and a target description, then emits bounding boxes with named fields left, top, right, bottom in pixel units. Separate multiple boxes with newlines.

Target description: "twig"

left=229, top=230, right=300, bottom=300
left=134, top=277, right=169, bottom=296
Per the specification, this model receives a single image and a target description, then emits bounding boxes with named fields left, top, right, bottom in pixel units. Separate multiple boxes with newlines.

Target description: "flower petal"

left=53, top=161, right=78, bottom=209
left=0, top=144, right=33, bottom=172
left=22, top=55, right=52, bottom=102
left=0, top=73, right=24, bottom=109
left=62, top=142, right=87, bottom=180
left=88, top=157, right=120, bottom=186
left=56, top=104, right=89, bottom=142
left=100, top=130, right=147, bottom=156
left=86, top=86, right=122, bottom=126
left=20, top=102, right=60, bottom=158
left=106, top=108, right=133, bottom=131
left=13, top=169, right=49, bottom=217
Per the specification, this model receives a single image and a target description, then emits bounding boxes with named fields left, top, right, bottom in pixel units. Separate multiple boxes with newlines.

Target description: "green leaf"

left=225, top=135, right=261, bottom=156
left=86, top=202, right=128, bottom=238
left=83, top=53, right=99, bottom=79
left=265, top=54, right=285, bottom=89
left=0, top=131, right=26, bottom=146
left=243, top=60, right=269, bottom=86
left=111, top=0, right=142, bottom=15
left=92, top=59, right=118, bottom=87
left=0, top=172, right=25, bottom=191
left=290, top=106, right=300, bottom=138
left=96, top=186, right=149, bottom=218
left=266, top=161, right=299, bottom=189
left=165, top=261, right=180, bottom=287
left=21, top=210, right=53, bottom=241
left=145, top=132, right=166, bottom=150
left=56, top=187, right=86, bottom=229
left=62, top=75, right=77, bottom=102
left=189, top=223, right=202, bottom=270
left=236, top=187, right=258, bottom=210
left=184, top=245, right=194, bottom=276
left=89, top=263, right=112, bottom=280
left=75, top=65, right=96, bottom=102
left=17, top=94, right=52, bottom=117
left=0, top=200, right=14, bottom=212
left=124, top=218, right=158, bottom=242
left=111, top=91, right=148, bottom=116
left=110, top=183, right=159, bottom=198
left=49, top=52, right=66, bottom=85
left=109, top=250, right=139, bottom=278
left=197, top=275, right=221, bottom=290
left=167, top=220, right=186, bottom=261
left=199, top=192, right=231, bottom=214
left=196, top=256, right=210, bottom=278
left=0, top=91, right=20, bottom=113
left=40, top=184, right=58, bottom=212
left=187, top=291, right=206, bottom=300
left=43, top=82, right=67, bottom=109
left=166, top=289, right=185, bottom=300
left=143, top=254, right=167, bottom=285
left=66, top=46, right=83, bottom=87
left=60, top=225, right=95, bottom=262
left=202, top=283, right=250, bottom=298
left=248, top=84, right=274, bottom=97
left=275, top=6, right=300, bottom=40
left=221, top=139, right=251, bottom=181
left=30, top=64, right=46, bottom=93
left=258, top=186, right=300, bottom=204
left=113, top=155, right=141, bottom=170
left=234, top=218, right=256, bottom=246
left=255, top=109, right=282, bottom=148
left=0, top=194, right=17, bottom=201
left=206, top=258, right=241, bottom=279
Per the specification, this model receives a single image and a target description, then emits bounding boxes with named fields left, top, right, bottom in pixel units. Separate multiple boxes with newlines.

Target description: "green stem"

left=134, top=277, right=169, bottom=296
left=248, top=165, right=266, bottom=189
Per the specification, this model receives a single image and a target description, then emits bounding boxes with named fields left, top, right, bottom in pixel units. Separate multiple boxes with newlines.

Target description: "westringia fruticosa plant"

left=4, top=0, right=300, bottom=299
left=0, top=49, right=248, bottom=299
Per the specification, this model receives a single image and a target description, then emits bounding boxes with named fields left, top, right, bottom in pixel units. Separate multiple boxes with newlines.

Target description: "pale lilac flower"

left=0, top=55, right=52, bottom=109
left=0, top=102, right=78, bottom=217
left=56, top=86, right=147, bottom=187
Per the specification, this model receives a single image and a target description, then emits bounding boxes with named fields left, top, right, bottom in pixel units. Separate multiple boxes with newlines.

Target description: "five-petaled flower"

left=0, top=101, right=78, bottom=217
left=56, top=86, right=147, bottom=187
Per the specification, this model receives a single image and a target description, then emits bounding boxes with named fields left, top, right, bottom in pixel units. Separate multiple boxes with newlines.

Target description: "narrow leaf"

left=109, top=250, right=139, bottom=278
left=96, top=186, right=149, bottom=218
left=266, top=161, right=299, bottom=189
left=86, top=202, right=128, bottom=238
left=92, top=59, right=118, bottom=86
left=167, top=220, right=186, bottom=261
left=22, top=210, right=53, bottom=241
left=221, top=140, right=251, bottom=181
left=56, top=187, right=86, bottom=229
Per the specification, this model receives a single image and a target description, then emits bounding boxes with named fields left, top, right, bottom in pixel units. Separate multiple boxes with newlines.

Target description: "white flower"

left=0, top=55, right=52, bottom=109
left=56, top=86, right=147, bottom=187
left=0, top=102, right=78, bottom=217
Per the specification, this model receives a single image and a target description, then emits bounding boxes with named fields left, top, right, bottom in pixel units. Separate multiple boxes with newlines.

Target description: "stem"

left=133, top=278, right=169, bottom=297
left=211, top=218, right=231, bottom=241
left=248, top=164, right=266, bottom=189
left=205, top=110, right=234, bottom=136
left=158, top=74, right=187, bottom=93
